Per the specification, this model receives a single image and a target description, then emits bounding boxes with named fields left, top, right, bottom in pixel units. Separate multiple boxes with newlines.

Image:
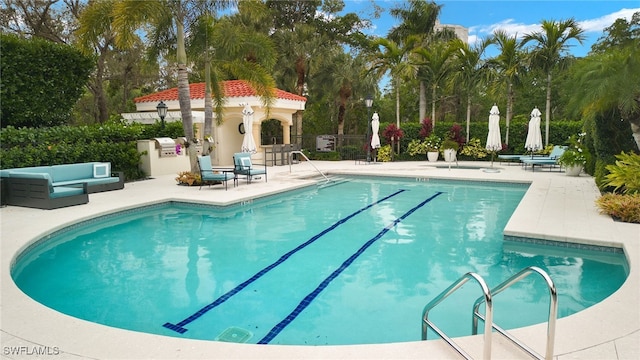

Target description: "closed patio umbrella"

left=241, top=104, right=257, bottom=153
left=485, top=104, right=502, bottom=168
left=371, top=112, right=381, bottom=150
left=525, top=107, right=543, bottom=157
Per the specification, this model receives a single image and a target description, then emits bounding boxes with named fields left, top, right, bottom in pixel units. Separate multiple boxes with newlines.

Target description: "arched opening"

left=261, top=119, right=283, bottom=145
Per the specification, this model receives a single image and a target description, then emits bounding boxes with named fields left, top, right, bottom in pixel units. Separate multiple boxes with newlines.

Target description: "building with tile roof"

left=122, top=80, right=306, bottom=167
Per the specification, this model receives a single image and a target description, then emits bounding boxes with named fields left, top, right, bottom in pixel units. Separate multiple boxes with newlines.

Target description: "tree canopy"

left=1, top=0, right=638, bottom=157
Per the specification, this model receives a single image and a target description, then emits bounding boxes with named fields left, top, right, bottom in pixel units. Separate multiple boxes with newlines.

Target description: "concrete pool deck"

left=1, top=160, right=638, bottom=359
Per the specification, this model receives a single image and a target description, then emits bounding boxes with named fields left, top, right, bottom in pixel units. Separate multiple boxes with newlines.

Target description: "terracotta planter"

left=565, top=164, right=583, bottom=176
left=427, top=151, right=439, bottom=162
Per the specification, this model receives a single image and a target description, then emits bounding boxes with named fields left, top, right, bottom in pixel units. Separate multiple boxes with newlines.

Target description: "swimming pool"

left=11, top=176, right=628, bottom=346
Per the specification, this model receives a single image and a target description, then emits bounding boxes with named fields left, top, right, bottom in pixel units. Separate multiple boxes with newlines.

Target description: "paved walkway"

left=1, top=160, right=638, bottom=359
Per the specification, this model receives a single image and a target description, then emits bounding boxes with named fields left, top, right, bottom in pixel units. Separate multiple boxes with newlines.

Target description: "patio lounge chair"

left=197, top=155, right=236, bottom=190
left=520, top=146, right=567, bottom=172
left=233, top=152, right=267, bottom=183
left=498, top=145, right=566, bottom=164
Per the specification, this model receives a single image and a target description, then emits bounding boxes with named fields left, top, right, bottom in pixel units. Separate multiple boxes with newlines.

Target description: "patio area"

left=1, top=160, right=638, bottom=359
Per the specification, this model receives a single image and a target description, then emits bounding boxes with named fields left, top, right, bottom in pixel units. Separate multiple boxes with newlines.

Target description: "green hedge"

left=0, top=121, right=184, bottom=180
left=1, top=141, right=145, bottom=180
left=586, top=108, right=637, bottom=189
left=0, top=34, right=93, bottom=128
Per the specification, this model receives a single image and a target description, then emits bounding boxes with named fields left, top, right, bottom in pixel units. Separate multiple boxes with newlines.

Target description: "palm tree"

left=188, top=9, right=277, bottom=156
left=388, top=0, right=443, bottom=121
left=568, top=44, right=640, bottom=150
left=108, top=0, right=234, bottom=172
left=412, top=40, right=456, bottom=128
left=450, top=38, right=492, bottom=142
left=369, top=37, right=417, bottom=131
left=307, top=48, right=376, bottom=139
left=522, top=19, right=585, bottom=146
left=267, top=0, right=367, bottom=144
left=267, top=0, right=328, bottom=145
left=487, top=30, right=527, bottom=146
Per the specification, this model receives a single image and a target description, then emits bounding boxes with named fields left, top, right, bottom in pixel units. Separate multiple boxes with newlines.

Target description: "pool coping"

left=1, top=161, right=638, bottom=359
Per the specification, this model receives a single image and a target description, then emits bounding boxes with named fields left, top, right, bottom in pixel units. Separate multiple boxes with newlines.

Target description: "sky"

left=343, top=0, right=640, bottom=57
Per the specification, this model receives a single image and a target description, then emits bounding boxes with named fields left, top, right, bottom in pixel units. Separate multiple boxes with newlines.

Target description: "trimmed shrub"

left=0, top=121, right=184, bottom=180
left=0, top=34, right=93, bottom=128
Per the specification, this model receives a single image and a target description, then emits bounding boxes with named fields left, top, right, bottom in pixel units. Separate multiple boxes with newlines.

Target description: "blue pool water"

left=12, top=176, right=628, bottom=345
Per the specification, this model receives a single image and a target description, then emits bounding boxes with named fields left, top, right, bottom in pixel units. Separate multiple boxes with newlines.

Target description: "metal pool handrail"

left=289, top=151, right=330, bottom=182
left=422, top=272, right=493, bottom=360
left=472, top=266, right=558, bottom=360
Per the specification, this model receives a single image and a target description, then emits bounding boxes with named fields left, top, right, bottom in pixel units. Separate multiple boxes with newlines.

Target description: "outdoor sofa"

left=0, top=162, right=124, bottom=209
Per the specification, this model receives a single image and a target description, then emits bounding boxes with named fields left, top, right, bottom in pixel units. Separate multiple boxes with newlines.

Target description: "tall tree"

left=590, top=12, right=640, bottom=54
left=487, top=30, right=527, bottom=146
left=568, top=12, right=640, bottom=150
left=268, top=0, right=322, bottom=144
left=450, top=37, right=491, bottom=142
left=368, top=37, right=417, bottom=132
left=267, top=0, right=365, bottom=144
left=313, top=51, right=373, bottom=137
left=109, top=0, right=232, bottom=172
left=388, top=0, right=443, bottom=121
left=188, top=6, right=276, bottom=156
left=76, top=0, right=116, bottom=123
left=412, top=40, right=456, bottom=128
left=569, top=45, right=640, bottom=150
left=522, top=19, right=585, bottom=146
left=1, top=0, right=83, bottom=44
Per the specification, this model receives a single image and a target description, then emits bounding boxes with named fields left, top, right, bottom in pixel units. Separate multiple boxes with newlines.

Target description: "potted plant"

left=557, top=133, right=590, bottom=176
left=441, top=139, right=459, bottom=162
left=425, top=134, right=441, bottom=162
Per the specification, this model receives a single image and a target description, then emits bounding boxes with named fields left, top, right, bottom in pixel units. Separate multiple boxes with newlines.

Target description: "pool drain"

left=215, top=326, right=253, bottom=343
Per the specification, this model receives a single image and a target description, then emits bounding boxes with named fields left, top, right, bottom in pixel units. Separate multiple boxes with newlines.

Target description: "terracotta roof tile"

left=134, top=80, right=306, bottom=103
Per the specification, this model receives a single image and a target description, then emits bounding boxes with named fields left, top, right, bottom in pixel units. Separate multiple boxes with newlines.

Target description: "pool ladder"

left=421, top=266, right=558, bottom=360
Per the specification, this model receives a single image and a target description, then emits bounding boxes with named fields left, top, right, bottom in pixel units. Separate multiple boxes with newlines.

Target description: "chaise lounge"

left=498, top=145, right=566, bottom=163
left=520, top=146, right=567, bottom=172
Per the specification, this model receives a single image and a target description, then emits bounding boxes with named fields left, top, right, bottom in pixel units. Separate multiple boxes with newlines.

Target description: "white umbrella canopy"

left=485, top=104, right=502, bottom=168
left=525, top=107, right=543, bottom=155
left=241, top=104, right=257, bottom=153
left=486, top=104, right=502, bottom=152
left=370, top=112, right=381, bottom=149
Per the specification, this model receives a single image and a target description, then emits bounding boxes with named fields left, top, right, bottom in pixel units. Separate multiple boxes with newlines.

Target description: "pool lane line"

left=257, top=191, right=444, bottom=344
left=163, top=189, right=407, bottom=334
